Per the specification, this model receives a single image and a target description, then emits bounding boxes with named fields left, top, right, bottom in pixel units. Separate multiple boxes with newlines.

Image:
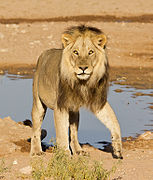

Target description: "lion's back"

left=36, top=49, right=62, bottom=72
left=34, top=49, right=63, bottom=109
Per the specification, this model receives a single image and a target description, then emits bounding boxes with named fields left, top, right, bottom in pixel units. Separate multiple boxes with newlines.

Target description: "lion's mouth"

left=76, top=73, right=91, bottom=80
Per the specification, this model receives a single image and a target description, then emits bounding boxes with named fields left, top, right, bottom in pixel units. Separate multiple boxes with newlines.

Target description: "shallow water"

left=0, top=74, right=152, bottom=148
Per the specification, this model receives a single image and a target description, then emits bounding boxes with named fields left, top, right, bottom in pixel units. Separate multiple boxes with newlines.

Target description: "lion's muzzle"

left=76, top=66, right=92, bottom=80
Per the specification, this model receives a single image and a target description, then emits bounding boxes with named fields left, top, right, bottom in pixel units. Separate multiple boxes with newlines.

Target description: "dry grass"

left=31, top=147, right=118, bottom=180
left=0, top=159, right=8, bottom=174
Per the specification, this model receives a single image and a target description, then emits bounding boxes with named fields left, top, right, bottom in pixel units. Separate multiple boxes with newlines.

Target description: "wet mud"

left=110, top=67, right=153, bottom=90
left=0, top=14, right=153, bottom=24
left=122, top=137, right=153, bottom=150
left=1, top=66, right=153, bottom=90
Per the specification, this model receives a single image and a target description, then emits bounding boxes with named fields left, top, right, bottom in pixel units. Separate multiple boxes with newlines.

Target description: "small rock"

left=20, top=166, right=32, bottom=175
left=13, top=160, right=18, bottom=165
left=138, top=131, right=153, bottom=140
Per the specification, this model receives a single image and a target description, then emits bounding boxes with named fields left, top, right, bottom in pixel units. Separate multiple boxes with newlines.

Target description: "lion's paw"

left=76, top=150, right=89, bottom=156
left=30, top=151, right=45, bottom=157
left=112, top=141, right=123, bottom=159
left=112, top=150, right=123, bottom=159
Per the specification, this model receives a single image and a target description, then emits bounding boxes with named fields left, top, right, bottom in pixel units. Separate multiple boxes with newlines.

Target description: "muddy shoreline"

left=1, top=65, right=153, bottom=90
left=0, top=14, right=153, bottom=24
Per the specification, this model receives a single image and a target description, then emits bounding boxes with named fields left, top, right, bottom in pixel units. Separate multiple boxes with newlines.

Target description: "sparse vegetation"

left=0, top=159, right=8, bottom=174
left=31, top=147, right=118, bottom=180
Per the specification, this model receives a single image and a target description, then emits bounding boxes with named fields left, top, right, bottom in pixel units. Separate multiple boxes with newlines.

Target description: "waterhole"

left=0, top=74, right=152, bottom=148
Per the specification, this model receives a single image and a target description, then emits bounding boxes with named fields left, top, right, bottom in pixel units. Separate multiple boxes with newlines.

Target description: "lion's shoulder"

left=36, top=48, right=63, bottom=70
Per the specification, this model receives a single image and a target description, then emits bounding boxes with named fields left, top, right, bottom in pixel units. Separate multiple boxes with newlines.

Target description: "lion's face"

left=61, top=28, right=107, bottom=82
left=69, top=36, right=99, bottom=80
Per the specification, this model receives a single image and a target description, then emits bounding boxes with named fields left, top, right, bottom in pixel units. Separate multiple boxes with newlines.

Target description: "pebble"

left=20, top=166, right=32, bottom=175
left=13, top=160, right=18, bottom=165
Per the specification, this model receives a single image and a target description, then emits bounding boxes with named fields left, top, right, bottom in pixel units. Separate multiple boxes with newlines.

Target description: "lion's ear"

left=94, top=34, right=107, bottom=48
left=62, top=34, right=73, bottom=48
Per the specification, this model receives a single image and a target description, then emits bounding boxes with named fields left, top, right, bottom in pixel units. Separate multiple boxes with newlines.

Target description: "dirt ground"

left=0, top=0, right=153, bottom=179
left=0, top=117, right=153, bottom=180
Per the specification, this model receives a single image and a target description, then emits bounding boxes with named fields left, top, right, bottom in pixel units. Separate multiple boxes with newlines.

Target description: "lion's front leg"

left=95, top=102, right=123, bottom=159
left=69, top=111, right=87, bottom=155
left=54, top=109, right=70, bottom=154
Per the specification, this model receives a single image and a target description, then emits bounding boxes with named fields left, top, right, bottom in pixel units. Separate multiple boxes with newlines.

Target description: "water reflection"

left=0, top=74, right=152, bottom=148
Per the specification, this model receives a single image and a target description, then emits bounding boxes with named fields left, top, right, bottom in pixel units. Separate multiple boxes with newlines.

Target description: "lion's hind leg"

left=95, top=102, right=123, bottom=159
left=30, top=97, right=47, bottom=156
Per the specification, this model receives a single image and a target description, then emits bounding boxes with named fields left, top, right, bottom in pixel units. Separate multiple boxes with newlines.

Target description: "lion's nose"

left=79, top=66, right=88, bottom=72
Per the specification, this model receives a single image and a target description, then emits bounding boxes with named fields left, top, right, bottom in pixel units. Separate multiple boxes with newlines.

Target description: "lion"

left=30, top=25, right=123, bottom=159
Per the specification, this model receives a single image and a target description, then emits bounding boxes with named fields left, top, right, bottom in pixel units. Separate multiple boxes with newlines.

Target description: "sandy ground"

left=0, top=0, right=153, bottom=179
left=0, top=20, right=153, bottom=69
left=0, top=117, right=153, bottom=180
left=0, top=0, right=153, bottom=69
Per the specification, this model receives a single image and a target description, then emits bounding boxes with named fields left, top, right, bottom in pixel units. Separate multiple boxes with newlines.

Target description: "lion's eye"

left=73, top=50, right=79, bottom=56
left=88, top=50, right=94, bottom=55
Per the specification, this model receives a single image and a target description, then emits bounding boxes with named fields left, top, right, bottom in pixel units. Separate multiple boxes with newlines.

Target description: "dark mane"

left=57, top=63, right=109, bottom=113
left=64, top=25, right=103, bottom=35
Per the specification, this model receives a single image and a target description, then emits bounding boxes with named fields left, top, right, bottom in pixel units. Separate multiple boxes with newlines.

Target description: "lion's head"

left=58, top=25, right=109, bottom=112
left=60, top=25, right=108, bottom=86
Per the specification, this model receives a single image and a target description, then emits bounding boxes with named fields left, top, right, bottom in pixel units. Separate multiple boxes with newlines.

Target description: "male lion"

left=30, top=25, right=123, bottom=159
